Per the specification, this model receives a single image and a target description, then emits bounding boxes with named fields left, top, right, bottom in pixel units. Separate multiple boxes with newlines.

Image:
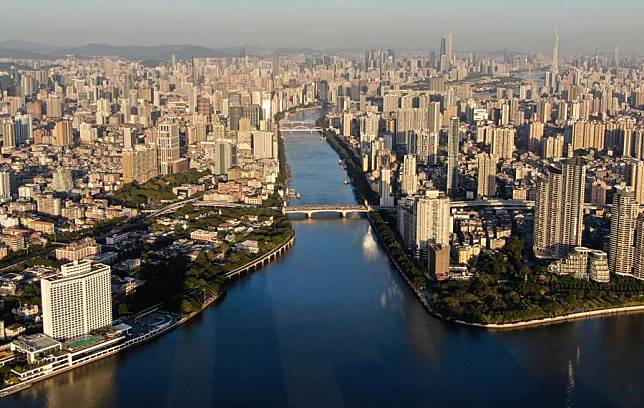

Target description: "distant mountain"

left=0, top=40, right=61, bottom=55
left=61, top=43, right=238, bottom=60
left=0, top=41, right=245, bottom=60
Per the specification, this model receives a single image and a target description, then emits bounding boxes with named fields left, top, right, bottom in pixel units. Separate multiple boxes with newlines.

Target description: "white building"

left=414, top=189, right=451, bottom=252
left=548, top=247, right=610, bottom=283
left=41, top=260, right=112, bottom=340
left=157, top=122, right=181, bottom=175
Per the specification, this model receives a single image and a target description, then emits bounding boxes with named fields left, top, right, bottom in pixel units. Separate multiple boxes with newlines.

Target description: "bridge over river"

left=279, top=120, right=323, bottom=133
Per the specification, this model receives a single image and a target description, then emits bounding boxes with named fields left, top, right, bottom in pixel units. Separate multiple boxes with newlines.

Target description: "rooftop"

left=13, top=333, right=62, bottom=352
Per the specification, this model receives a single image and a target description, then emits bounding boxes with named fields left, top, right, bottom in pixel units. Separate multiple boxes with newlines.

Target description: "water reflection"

left=361, top=224, right=379, bottom=260
left=4, top=107, right=643, bottom=408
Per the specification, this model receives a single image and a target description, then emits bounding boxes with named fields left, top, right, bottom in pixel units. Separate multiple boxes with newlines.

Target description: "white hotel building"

left=41, top=260, right=112, bottom=340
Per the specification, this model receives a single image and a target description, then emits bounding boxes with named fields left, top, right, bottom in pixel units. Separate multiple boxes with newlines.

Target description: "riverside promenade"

left=0, top=232, right=295, bottom=399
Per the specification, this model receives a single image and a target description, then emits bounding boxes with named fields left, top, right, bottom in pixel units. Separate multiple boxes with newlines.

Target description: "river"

left=4, top=108, right=642, bottom=407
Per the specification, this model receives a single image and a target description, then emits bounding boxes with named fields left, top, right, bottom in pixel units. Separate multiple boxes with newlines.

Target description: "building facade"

left=41, top=260, right=112, bottom=340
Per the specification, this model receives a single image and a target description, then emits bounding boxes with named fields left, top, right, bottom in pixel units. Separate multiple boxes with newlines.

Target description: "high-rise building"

left=342, top=111, right=353, bottom=137
left=395, top=197, right=415, bottom=250
left=251, top=131, right=274, bottom=159
left=428, top=102, right=442, bottom=134
left=0, top=170, right=10, bottom=201
left=416, top=131, right=438, bottom=165
left=2, top=119, right=15, bottom=148
left=211, top=139, right=237, bottom=175
left=537, top=101, right=551, bottom=123
left=528, top=121, right=545, bottom=153
left=440, top=31, right=453, bottom=72
left=626, top=160, right=644, bottom=204
left=533, top=157, right=586, bottom=259
left=80, top=122, right=96, bottom=144
left=41, top=260, right=112, bottom=340
left=401, top=155, right=418, bottom=196
left=36, top=194, right=62, bottom=216
left=490, top=127, right=515, bottom=159
left=609, top=187, right=639, bottom=277
left=446, top=117, right=459, bottom=197
left=633, top=215, right=644, bottom=280
left=614, top=44, right=620, bottom=70
left=122, top=127, right=136, bottom=149
left=477, top=154, right=497, bottom=199
left=359, top=114, right=379, bottom=144
left=379, top=167, right=394, bottom=207
left=122, top=144, right=159, bottom=184
left=54, top=120, right=73, bottom=147
left=157, top=122, right=181, bottom=175
left=14, top=114, right=32, bottom=145
left=414, top=189, right=450, bottom=253
left=567, top=120, right=606, bottom=152
left=551, top=30, right=559, bottom=90
left=228, top=105, right=262, bottom=131
left=46, top=96, right=63, bottom=118
left=542, top=134, right=564, bottom=159
left=428, top=244, right=450, bottom=280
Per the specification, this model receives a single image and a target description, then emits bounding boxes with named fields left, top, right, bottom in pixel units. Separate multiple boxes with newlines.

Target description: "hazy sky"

left=4, top=0, right=643, bottom=53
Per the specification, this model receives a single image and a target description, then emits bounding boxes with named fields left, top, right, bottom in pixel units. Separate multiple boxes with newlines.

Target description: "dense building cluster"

left=319, top=32, right=644, bottom=282
left=0, top=30, right=643, bottom=390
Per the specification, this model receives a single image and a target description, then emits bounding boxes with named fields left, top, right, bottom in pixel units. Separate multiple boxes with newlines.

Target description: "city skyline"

left=0, top=2, right=643, bottom=403
left=2, top=0, right=644, bottom=54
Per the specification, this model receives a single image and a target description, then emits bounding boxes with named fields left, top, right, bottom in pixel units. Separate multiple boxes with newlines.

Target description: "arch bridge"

left=280, top=120, right=323, bottom=133
left=283, top=204, right=370, bottom=218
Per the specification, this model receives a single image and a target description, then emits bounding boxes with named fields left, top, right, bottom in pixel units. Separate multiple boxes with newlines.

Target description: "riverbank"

left=0, top=293, right=222, bottom=398
left=0, top=230, right=295, bottom=398
left=322, top=123, right=644, bottom=330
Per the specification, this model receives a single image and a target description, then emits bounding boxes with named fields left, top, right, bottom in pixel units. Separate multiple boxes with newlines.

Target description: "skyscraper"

left=490, top=127, right=515, bottom=159
left=528, top=121, right=545, bottom=154
left=251, top=131, right=275, bottom=159
left=342, top=111, right=353, bottom=137
left=477, top=153, right=497, bottom=199
left=14, top=114, right=32, bottom=145
left=0, top=170, right=10, bottom=202
left=633, top=215, right=644, bottom=280
left=212, top=139, right=237, bottom=175
left=626, top=159, right=644, bottom=204
left=380, top=167, right=394, bottom=207
left=428, top=102, right=442, bottom=134
left=414, top=189, right=450, bottom=253
left=157, top=122, right=181, bottom=175
left=551, top=30, right=559, bottom=90
left=417, top=131, right=438, bottom=165
left=609, top=187, right=639, bottom=276
left=440, top=31, right=453, bottom=72
left=54, top=120, right=73, bottom=147
left=533, top=157, right=586, bottom=259
left=447, top=116, right=459, bottom=197
left=2, top=119, right=15, bottom=148
left=614, top=44, right=620, bottom=70
left=401, top=154, right=418, bottom=196
left=41, top=260, right=112, bottom=341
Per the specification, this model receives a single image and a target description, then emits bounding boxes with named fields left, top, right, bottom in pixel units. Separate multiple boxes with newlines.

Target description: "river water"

left=5, top=108, right=642, bottom=407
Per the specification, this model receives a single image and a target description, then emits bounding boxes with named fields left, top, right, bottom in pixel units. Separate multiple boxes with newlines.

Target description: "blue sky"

left=4, top=0, right=643, bottom=53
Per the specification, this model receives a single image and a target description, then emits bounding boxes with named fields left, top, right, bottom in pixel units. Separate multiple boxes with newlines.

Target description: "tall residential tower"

left=533, top=157, right=586, bottom=259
